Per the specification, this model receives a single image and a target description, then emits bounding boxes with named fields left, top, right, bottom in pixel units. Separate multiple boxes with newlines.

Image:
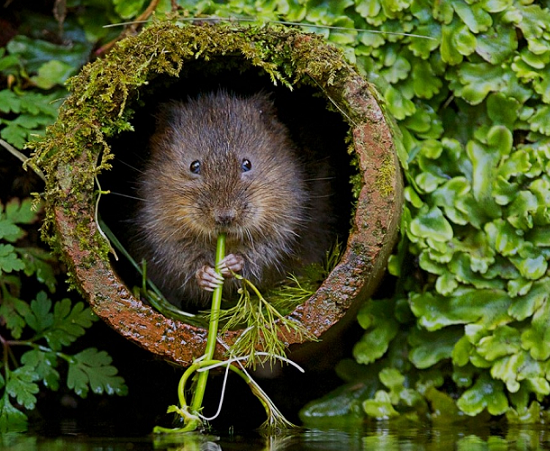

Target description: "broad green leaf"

left=409, top=206, right=453, bottom=242
left=0, top=244, right=25, bottom=273
left=453, top=63, right=508, bottom=105
left=411, top=59, right=443, bottom=98
left=476, top=23, right=517, bottom=64
left=480, top=0, right=512, bottom=13
left=381, top=54, right=411, bottom=84
left=448, top=253, right=503, bottom=290
left=452, top=0, right=492, bottom=33
left=513, top=4, right=550, bottom=55
left=363, top=390, right=399, bottom=419
left=490, top=351, right=547, bottom=394
left=485, top=219, right=523, bottom=257
left=453, top=23, right=476, bottom=56
left=0, top=53, right=20, bottom=72
left=507, top=190, right=539, bottom=231
left=408, top=23, right=440, bottom=58
left=0, top=394, right=28, bottom=433
left=409, top=327, right=463, bottom=369
left=457, top=372, right=508, bottom=416
left=384, top=85, right=416, bottom=119
left=31, top=60, right=75, bottom=90
left=299, top=381, right=373, bottom=423
left=6, top=35, right=90, bottom=74
left=356, top=0, right=381, bottom=19
left=6, top=366, right=40, bottom=410
left=510, top=254, right=547, bottom=281
left=529, top=106, right=550, bottom=136
left=476, top=326, right=521, bottom=361
left=466, top=139, right=501, bottom=218
left=507, top=277, right=532, bottom=298
left=113, top=0, right=147, bottom=19
left=431, top=177, right=471, bottom=225
left=353, top=299, right=399, bottom=365
left=508, top=278, right=550, bottom=321
left=487, top=93, right=520, bottom=128
left=410, top=289, right=512, bottom=331
left=67, top=348, right=128, bottom=398
left=20, top=349, right=60, bottom=390
left=521, top=296, right=550, bottom=360
left=452, top=335, right=473, bottom=366
left=440, top=22, right=464, bottom=65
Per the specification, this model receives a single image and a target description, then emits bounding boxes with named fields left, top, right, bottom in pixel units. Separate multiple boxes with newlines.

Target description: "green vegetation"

left=0, top=7, right=133, bottom=431
left=156, top=234, right=297, bottom=433
left=3, top=0, right=550, bottom=431
left=0, top=198, right=127, bottom=432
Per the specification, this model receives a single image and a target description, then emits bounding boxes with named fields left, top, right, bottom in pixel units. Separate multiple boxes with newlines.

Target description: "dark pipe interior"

left=99, top=59, right=354, bottom=313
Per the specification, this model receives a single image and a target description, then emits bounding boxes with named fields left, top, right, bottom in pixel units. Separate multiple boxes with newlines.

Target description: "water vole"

left=133, top=90, right=333, bottom=308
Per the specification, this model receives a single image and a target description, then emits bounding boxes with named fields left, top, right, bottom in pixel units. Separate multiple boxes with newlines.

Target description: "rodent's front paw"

left=196, top=265, right=224, bottom=292
left=218, top=253, right=245, bottom=276
left=196, top=254, right=244, bottom=292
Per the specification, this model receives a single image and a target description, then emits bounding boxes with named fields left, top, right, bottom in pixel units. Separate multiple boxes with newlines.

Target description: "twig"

left=0, top=139, right=46, bottom=182
left=95, top=0, right=161, bottom=56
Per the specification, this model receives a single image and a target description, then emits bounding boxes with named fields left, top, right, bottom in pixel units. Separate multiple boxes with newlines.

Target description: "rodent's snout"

left=213, top=207, right=237, bottom=227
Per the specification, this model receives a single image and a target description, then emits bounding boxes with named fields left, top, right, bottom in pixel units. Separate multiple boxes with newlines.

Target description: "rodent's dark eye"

left=190, top=160, right=201, bottom=174
left=241, top=159, right=252, bottom=172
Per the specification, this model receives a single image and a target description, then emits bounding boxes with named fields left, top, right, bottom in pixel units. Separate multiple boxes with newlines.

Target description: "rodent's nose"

left=214, top=208, right=237, bottom=226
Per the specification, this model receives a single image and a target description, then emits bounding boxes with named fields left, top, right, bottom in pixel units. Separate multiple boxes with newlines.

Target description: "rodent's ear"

left=155, top=101, right=180, bottom=129
left=251, top=91, right=277, bottom=117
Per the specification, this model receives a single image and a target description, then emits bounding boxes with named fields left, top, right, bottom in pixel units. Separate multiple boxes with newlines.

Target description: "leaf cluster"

left=0, top=5, right=136, bottom=150
left=217, top=276, right=317, bottom=368
left=194, top=0, right=550, bottom=426
left=7, top=0, right=550, bottom=427
left=0, top=199, right=128, bottom=432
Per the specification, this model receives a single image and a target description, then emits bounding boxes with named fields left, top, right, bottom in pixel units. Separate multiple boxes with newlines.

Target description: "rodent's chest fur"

left=132, top=90, right=331, bottom=308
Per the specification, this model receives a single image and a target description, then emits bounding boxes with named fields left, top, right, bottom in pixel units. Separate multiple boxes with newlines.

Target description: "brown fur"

left=133, top=91, right=332, bottom=308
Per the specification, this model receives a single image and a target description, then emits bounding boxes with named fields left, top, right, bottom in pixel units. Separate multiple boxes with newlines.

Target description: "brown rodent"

left=133, top=90, right=333, bottom=308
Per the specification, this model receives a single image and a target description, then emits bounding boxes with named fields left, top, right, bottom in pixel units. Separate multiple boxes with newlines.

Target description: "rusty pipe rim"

left=40, top=21, right=403, bottom=366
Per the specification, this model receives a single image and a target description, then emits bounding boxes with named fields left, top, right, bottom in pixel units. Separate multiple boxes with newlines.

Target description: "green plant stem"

left=189, top=233, right=226, bottom=417
left=153, top=357, right=294, bottom=434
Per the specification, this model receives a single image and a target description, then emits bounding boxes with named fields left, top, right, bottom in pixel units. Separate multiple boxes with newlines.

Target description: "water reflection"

left=2, top=424, right=550, bottom=450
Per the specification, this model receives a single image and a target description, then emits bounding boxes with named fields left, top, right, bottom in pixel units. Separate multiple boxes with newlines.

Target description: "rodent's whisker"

left=108, top=191, right=145, bottom=201
left=118, top=159, right=145, bottom=174
left=303, top=176, right=336, bottom=182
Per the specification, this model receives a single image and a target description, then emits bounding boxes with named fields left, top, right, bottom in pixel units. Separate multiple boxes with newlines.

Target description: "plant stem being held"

left=189, top=232, right=226, bottom=416
left=154, top=233, right=227, bottom=433
left=154, top=232, right=300, bottom=433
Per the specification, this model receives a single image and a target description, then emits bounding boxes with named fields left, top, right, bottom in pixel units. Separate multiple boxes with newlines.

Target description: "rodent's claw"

left=196, top=265, right=224, bottom=292
left=196, top=254, right=244, bottom=292
left=218, top=253, right=245, bottom=276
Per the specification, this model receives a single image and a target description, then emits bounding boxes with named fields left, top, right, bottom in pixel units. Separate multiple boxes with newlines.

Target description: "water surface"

left=3, top=423, right=550, bottom=450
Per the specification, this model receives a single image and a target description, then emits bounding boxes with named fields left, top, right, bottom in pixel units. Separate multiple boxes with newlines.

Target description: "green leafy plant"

left=217, top=273, right=317, bottom=368
left=6, top=0, right=550, bottom=429
left=155, top=234, right=298, bottom=433
left=285, top=0, right=550, bottom=425
left=0, top=198, right=127, bottom=432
